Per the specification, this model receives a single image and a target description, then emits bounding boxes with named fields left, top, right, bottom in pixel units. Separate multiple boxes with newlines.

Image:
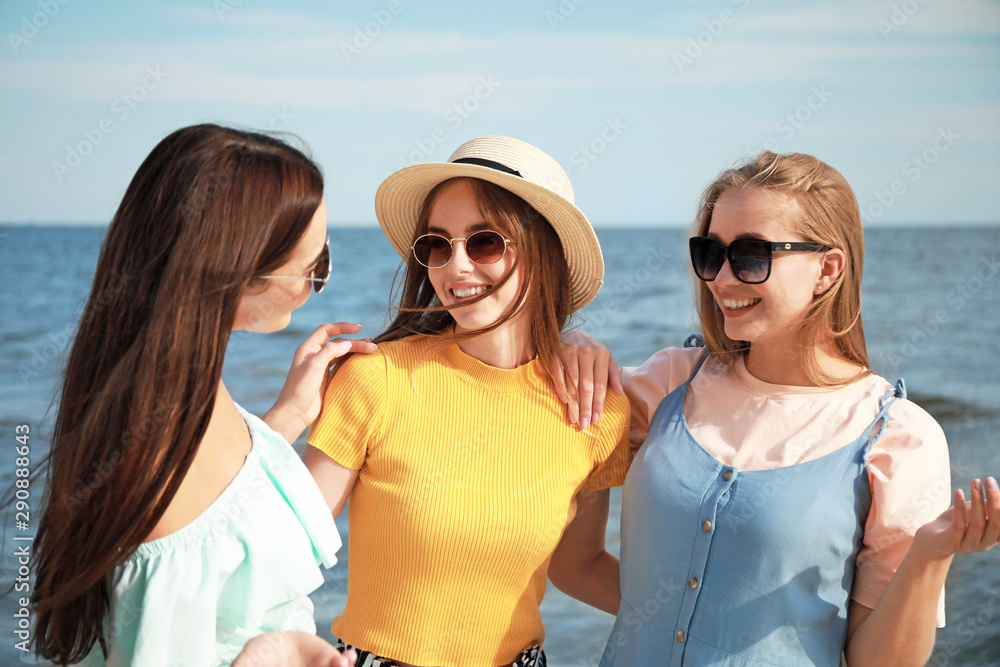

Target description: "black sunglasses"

left=411, top=230, right=511, bottom=269
left=689, top=236, right=830, bottom=285
left=260, top=239, right=331, bottom=294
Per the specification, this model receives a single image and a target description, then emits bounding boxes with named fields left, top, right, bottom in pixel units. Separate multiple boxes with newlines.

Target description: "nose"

left=714, top=253, right=741, bottom=285
left=445, top=238, right=475, bottom=274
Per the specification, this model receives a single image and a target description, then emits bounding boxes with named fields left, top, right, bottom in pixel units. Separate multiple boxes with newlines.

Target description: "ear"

left=814, top=248, right=846, bottom=295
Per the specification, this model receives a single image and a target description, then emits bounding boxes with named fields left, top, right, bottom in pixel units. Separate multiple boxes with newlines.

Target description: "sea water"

left=0, top=225, right=997, bottom=665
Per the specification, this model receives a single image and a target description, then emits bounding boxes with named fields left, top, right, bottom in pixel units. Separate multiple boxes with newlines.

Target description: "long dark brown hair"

left=374, top=177, right=574, bottom=391
left=693, top=151, right=870, bottom=386
left=32, top=124, right=323, bottom=663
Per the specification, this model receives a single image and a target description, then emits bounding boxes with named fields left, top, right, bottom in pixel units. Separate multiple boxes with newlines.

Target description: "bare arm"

left=302, top=445, right=359, bottom=518
left=547, top=488, right=621, bottom=615
left=844, top=559, right=950, bottom=665
left=845, top=478, right=1000, bottom=666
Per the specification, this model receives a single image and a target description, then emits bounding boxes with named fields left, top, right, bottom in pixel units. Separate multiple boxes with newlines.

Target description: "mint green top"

left=81, top=406, right=341, bottom=666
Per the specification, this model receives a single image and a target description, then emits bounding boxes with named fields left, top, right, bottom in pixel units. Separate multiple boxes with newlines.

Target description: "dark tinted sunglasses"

left=260, top=238, right=331, bottom=294
left=689, top=236, right=830, bottom=285
left=411, top=230, right=511, bottom=269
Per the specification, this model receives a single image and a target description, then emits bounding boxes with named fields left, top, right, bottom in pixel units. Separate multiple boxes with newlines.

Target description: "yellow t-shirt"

left=309, top=334, right=630, bottom=666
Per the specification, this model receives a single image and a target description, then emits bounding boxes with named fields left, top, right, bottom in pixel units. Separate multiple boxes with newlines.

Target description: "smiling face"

left=424, top=178, right=526, bottom=338
left=705, top=189, right=826, bottom=354
left=234, top=199, right=328, bottom=333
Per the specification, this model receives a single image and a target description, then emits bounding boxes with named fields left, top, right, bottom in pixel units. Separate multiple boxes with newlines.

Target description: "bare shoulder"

left=144, top=404, right=252, bottom=542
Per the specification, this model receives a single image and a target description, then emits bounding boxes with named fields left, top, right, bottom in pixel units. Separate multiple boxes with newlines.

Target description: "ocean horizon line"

left=2, top=220, right=999, bottom=230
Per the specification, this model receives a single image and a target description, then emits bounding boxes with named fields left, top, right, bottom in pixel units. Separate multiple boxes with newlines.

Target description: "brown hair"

left=374, top=177, right=574, bottom=392
left=32, top=124, right=323, bottom=663
left=692, top=151, right=870, bottom=386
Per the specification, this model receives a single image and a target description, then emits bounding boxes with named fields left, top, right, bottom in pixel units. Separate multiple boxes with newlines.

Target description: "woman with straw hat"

left=305, top=136, right=631, bottom=666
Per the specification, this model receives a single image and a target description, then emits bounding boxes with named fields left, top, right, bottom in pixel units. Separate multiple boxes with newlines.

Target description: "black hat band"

left=452, top=157, right=522, bottom=177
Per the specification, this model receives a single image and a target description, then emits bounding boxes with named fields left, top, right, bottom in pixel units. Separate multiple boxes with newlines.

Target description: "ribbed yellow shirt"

left=309, top=334, right=630, bottom=666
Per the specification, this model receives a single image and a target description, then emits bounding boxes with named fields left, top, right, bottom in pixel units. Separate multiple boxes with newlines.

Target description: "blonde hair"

left=692, top=151, right=870, bottom=386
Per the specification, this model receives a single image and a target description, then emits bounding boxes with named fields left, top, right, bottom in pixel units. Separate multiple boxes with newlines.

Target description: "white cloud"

left=873, top=0, right=1000, bottom=37
left=0, top=59, right=511, bottom=112
left=0, top=5, right=996, bottom=149
left=161, top=6, right=343, bottom=31
left=735, top=0, right=1000, bottom=38
left=9, top=21, right=996, bottom=100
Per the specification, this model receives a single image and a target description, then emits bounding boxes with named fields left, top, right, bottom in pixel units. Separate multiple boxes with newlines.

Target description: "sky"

left=0, top=0, right=998, bottom=228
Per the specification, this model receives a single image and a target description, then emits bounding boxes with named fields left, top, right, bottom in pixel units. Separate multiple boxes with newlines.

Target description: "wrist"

left=905, top=535, right=956, bottom=568
left=262, top=403, right=306, bottom=443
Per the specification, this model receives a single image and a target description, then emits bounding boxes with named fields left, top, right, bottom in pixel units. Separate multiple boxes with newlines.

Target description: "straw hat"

left=375, top=135, right=604, bottom=311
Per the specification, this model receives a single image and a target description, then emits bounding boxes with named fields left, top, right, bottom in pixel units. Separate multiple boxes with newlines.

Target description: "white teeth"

left=453, top=285, right=487, bottom=299
left=723, top=298, right=760, bottom=310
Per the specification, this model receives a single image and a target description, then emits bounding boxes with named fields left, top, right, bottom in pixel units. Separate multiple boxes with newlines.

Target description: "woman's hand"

left=263, top=322, right=378, bottom=444
left=845, top=478, right=998, bottom=666
left=913, top=477, right=1000, bottom=559
left=554, top=329, right=623, bottom=428
left=233, top=632, right=357, bottom=667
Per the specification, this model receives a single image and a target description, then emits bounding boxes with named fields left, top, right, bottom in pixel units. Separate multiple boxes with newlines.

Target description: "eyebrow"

left=426, top=221, right=492, bottom=236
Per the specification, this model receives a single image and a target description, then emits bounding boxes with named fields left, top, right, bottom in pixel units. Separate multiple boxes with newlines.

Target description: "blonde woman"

left=561, top=152, right=998, bottom=666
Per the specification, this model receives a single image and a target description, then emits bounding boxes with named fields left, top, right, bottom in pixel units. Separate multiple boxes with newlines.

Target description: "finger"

left=964, top=479, right=987, bottom=548
left=576, top=358, right=596, bottom=430
left=295, top=322, right=363, bottom=359
left=952, top=488, right=968, bottom=538
left=334, top=339, right=378, bottom=354
left=589, top=352, right=608, bottom=425
left=311, top=322, right=363, bottom=341
left=300, top=341, right=350, bottom=373
left=984, top=477, right=1000, bottom=547
left=318, top=338, right=377, bottom=363
left=565, top=357, right=581, bottom=426
left=609, top=356, right=624, bottom=396
left=294, top=339, right=377, bottom=381
left=566, top=397, right=580, bottom=426
left=322, top=648, right=357, bottom=667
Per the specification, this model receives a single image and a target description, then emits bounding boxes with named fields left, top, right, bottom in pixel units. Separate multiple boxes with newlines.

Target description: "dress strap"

left=860, top=378, right=906, bottom=459
left=681, top=333, right=709, bottom=386
left=684, top=352, right=710, bottom=386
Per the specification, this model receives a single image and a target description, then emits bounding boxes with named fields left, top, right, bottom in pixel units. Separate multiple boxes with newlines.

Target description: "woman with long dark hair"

left=32, top=124, right=370, bottom=665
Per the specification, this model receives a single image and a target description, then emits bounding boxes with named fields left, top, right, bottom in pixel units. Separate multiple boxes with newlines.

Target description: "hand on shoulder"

left=554, top=329, right=624, bottom=429
left=264, top=322, right=378, bottom=443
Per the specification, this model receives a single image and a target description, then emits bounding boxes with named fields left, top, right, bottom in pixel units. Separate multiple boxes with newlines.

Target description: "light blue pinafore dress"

left=601, top=354, right=905, bottom=666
